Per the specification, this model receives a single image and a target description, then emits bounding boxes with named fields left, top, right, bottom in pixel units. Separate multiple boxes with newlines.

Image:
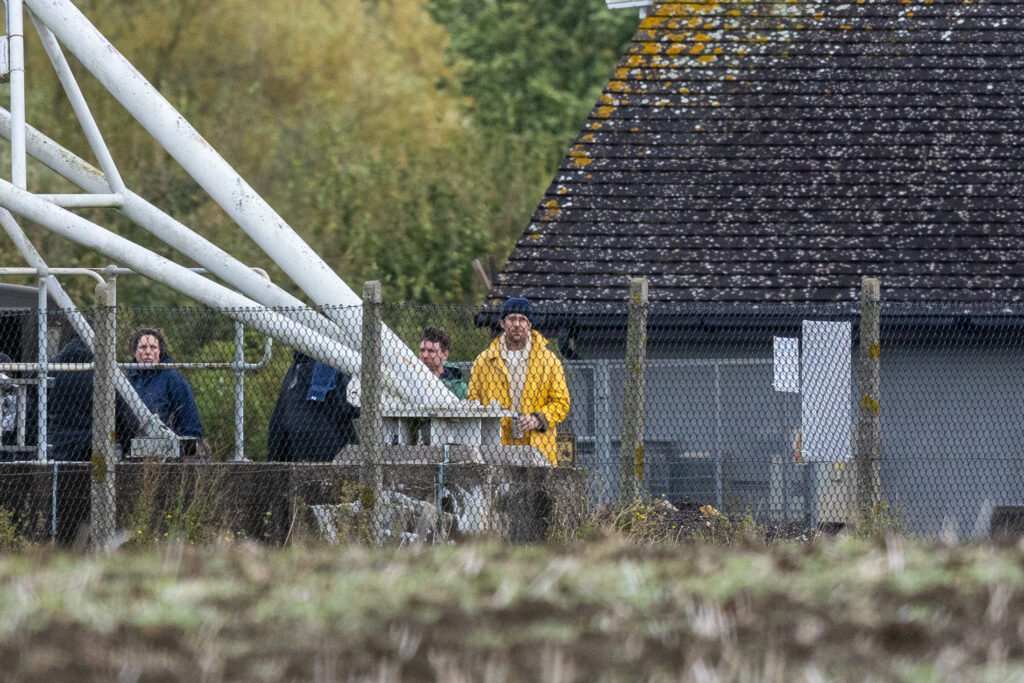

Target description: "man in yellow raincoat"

left=468, top=297, right=570, bottom=465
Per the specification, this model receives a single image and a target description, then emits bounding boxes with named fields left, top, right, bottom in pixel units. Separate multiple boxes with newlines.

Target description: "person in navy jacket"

left=126, top=327, right=203, bottom=439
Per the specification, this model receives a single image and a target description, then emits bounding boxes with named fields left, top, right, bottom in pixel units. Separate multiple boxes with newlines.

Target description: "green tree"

left=427, top=0, right=636, bottom=142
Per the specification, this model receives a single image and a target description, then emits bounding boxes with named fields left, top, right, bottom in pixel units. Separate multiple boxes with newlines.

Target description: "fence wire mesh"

left=1, top=298, right=1023, bottom=546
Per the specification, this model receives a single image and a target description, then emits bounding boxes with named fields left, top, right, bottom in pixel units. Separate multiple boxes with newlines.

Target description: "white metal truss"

left=0, top=0, right=458, bottom=409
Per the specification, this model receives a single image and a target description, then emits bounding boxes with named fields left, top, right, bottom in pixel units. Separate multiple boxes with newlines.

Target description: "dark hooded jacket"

left=267, top=353, right=359, bottom=462
left=47, top=337, right=138, bottom=461
left=127, top=352, right=203, bottom=438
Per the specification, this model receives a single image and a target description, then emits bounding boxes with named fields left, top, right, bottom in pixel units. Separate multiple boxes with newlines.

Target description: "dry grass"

left=2, top=536, right=1024, bottom=681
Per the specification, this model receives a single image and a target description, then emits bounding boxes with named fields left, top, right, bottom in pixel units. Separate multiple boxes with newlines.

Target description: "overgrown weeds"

left=576, top=497, right=775, bottom=546
left=123, top=463, right=235, bottom=547
left=854, top=499, right=908, bottom=539
left=0, top=507, right=25, bottom=552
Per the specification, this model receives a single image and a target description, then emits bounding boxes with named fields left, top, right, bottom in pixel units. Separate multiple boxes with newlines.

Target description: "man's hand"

left=516, top=413, right=541, bottom=435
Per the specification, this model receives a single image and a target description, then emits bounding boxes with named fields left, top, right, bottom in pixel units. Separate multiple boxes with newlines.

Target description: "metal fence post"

left=619, top=277, right=649, bottom=506
left=90, top=278, right=116, bottom=549
left=856, top=276, right=882, bottom=523
left=36, top=271, right=48, bottom=462
left=232, top=321, right=245, bottom=461
left=360, top=281, right=384, bottom=542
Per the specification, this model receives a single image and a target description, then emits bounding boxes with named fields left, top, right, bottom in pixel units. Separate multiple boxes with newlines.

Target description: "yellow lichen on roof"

left=608, top=81, right=630, bottom=93
left=570, top=145, right=593, bottom=167
left=542, top=207, right=561, bottom=220
left=658, top=2, right=725, bottom=17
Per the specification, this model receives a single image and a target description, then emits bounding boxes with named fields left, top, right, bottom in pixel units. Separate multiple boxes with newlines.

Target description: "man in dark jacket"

left=267, top=353, right=359, bottom=462
left=126, top=327, right=203, bottom=439
left=48, top=328, right=138, bottom=461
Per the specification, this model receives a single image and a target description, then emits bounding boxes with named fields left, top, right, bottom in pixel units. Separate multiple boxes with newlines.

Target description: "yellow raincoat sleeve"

left=532, top=356, right=570, bottom=431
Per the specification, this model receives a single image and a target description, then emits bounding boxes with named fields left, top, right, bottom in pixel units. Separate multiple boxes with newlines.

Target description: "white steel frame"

left=0, top=0, right=457, bottom=410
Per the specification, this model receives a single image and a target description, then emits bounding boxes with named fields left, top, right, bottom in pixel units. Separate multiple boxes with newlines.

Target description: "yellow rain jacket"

left=467, top=330, right=570, bottom=465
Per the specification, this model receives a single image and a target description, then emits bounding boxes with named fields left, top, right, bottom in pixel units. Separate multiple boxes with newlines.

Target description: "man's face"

left=419, top=339, right=449, bottom=376
left=134, top=334, right=162, bottom=364
left=500, top=313, right=532, bottom=345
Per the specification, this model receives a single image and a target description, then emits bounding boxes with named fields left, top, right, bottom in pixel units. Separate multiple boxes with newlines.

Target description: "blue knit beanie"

left=500, top=297, right=532, bottom=322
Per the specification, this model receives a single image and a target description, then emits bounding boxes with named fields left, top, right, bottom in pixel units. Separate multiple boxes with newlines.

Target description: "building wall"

left=881, top=346, right=1024, bottom=538
left=566, top=340, right=1024, bottom=538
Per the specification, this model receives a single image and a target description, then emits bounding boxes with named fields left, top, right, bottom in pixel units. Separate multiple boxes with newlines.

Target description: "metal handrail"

left=0, top=265, right=276, bottom=461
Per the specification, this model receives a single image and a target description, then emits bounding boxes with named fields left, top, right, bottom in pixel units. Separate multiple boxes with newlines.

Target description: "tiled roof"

left=489, top=0, right=1024, bottom=310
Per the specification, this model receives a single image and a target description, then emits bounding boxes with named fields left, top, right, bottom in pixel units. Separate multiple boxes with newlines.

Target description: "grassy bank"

left=2, top=537, right=1023, bottom=681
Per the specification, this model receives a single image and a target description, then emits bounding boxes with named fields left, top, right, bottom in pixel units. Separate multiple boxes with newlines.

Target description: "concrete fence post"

left=856, top=276, right=882, bottom=524
left=90, top=279, right=116, bottom=550
left=359, top=280, right=385, bottom=542
left=619, top=277, right=649, bottom=506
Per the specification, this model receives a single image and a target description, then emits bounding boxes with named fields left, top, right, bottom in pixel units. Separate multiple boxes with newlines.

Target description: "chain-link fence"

left=2, top=290, right=1024, bottom=546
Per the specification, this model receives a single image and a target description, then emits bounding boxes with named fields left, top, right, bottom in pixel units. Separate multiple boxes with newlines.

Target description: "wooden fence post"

left=90, top=279, right=116, bottom=550
left=856, top=276, right=882, bottom=522
left=619, top=277, right=649, bottom=506
left=359, top=280, right=385, bottom=542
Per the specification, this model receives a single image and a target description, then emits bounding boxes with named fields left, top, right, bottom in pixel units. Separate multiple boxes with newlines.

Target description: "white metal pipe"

left=35, top=271, right=46, bottom=460
left=29, top=13, right=125, bottom=192
left=15, top=383, right=25, bottom=446
left=0, top=178, right=419, bottom=400
left=36, top=192, right=122, bottom=208
left=0, top=109, right=347, bottom=343
left=0, top=362, right=90, bottom=371
left=0, top=110, right=109, bottom=191
left=21, top=0, right=456, bottom=408
left=7, top=0, right=25, bottom=187
left=0, top=264, right=103, bottom=284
